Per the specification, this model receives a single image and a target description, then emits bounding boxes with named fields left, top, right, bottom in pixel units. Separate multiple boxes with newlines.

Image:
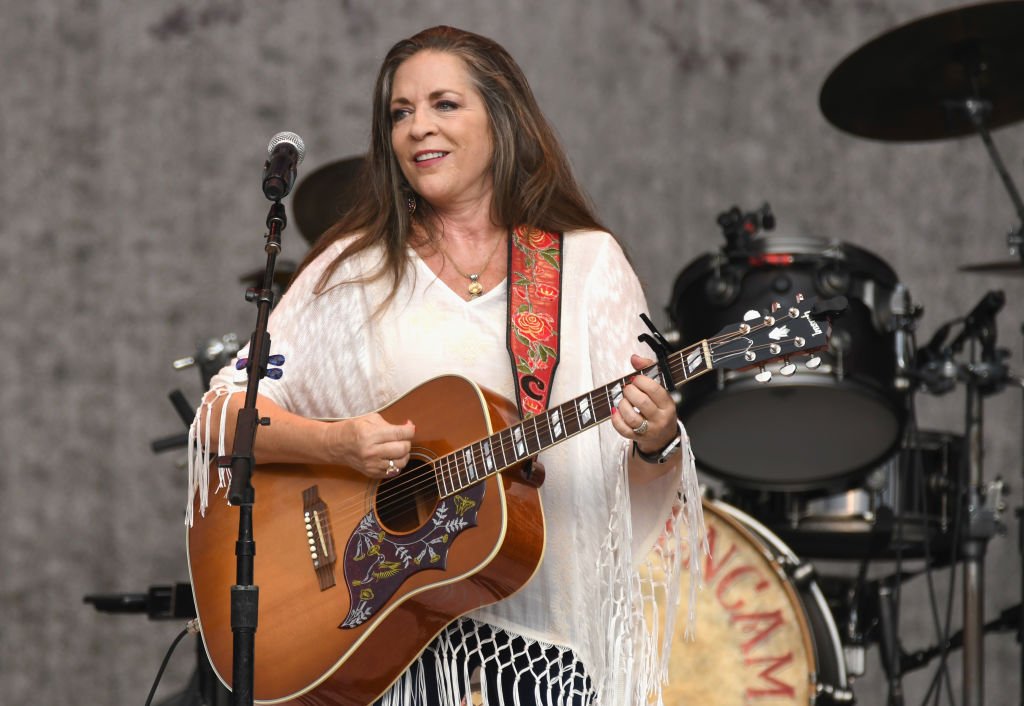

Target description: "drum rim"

left=675, top=234, right=899, bottom=280
left=668, top=234, right=902, bottom=327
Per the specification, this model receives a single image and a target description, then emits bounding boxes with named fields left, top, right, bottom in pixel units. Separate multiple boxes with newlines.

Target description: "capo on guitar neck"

left=638, top=313, right=677, bottom=390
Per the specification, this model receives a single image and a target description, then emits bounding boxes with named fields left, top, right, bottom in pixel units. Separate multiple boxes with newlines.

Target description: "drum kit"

left=665, top=2, right=1024, bottom=705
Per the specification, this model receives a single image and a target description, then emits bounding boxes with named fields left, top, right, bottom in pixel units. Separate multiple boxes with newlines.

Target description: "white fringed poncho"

left=189, top=230, right=705, bottom=705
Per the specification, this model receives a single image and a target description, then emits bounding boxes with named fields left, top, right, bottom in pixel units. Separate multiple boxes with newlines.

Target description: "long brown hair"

left=299, top=25, right=607, bottom=301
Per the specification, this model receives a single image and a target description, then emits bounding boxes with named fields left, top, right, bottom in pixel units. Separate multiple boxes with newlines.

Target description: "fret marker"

left=462, top=448, right=479, bottom=481
left=482, top=440, right=495, bottom=471
left=579, top=397, right=593, bottom=425
left=513, top=427, right=527, bottom=457
left=550, top=410, right=563, bottom=438
left=687, top=350, right=702, bottom=374
left=609, top=382, right=624, bottom=407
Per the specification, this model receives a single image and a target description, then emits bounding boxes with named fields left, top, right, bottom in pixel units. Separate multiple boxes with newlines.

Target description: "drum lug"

left=784, top=558, right=816, bottom=588
left=815, top=683, right=857, bottom=704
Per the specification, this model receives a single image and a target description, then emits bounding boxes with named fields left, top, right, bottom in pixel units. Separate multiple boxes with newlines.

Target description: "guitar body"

left=187, top=375, right=546, bottom=705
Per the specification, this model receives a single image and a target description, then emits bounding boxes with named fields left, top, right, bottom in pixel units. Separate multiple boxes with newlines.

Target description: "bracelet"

left=633, top=432, right=683, bottom=464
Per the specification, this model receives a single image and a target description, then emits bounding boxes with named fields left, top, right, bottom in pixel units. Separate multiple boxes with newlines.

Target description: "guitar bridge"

left=302, top=485, right=337, bottom=591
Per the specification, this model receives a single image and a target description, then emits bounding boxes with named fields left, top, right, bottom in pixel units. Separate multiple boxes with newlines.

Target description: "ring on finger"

left=386, top=459, right=398, bottom=476
left=632, top=419, right=649, bottom=436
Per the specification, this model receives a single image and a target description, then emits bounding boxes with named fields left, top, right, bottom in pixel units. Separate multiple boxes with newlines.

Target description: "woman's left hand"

left=610, top=354, right=679, bottom=455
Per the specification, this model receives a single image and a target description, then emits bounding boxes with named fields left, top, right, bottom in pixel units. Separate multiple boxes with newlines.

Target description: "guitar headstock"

left=707, top=293, right=843, bottom=381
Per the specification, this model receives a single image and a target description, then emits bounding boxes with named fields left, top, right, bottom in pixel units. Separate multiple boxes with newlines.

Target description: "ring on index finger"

left=386, top=459, right=398, bottom=476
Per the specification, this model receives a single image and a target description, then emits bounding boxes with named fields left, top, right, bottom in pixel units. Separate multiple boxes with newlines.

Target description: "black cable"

left=903, top=391, right=956, bottom=706
left=144, top=624, right=193, bottom=706
left=918, top=393, right=964, bottom=706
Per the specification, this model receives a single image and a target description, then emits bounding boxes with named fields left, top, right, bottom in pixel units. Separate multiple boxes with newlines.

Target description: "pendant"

left=467, top=274, right=483, bottom=298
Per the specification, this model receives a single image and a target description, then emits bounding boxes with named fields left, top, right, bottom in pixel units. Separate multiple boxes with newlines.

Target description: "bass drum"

left=669, top=234, right=908, bottom=491
left=658, top=500, right=852, bottom=705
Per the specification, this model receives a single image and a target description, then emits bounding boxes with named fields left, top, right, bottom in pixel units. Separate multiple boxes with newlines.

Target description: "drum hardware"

left=916, top=290, right=1011, bottom=706
left=150, top=334, right=244, bottom=454
left=149, top=390, right=202, bottom=454
left=84, top=585, right=230, bottom=705
left=172, top=332, right=242, bottom=390
left=806, top=3, right=1024, bottom=700
left=716, top=202, right=775, bottom=254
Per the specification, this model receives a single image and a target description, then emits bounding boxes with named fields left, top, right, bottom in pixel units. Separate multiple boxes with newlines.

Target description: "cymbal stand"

left=955, top=95, right=1024, bottom=260
left=916, top=291, right=1011, bottom=705
left=953, top=309, right=1009, bottom=706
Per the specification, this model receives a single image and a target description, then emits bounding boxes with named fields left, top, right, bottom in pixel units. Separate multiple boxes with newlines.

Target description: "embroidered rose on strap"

left=513, top=311, right=555, bottom=342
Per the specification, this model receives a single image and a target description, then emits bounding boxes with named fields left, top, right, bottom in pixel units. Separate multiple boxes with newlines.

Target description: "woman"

left=189, top=25, right=703, bottom=706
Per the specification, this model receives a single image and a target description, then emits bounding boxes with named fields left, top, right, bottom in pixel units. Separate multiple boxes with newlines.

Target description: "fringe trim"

left=376, top=618, right=597, bottom=706
left=629, top=420, right=707, bottom=705
left=374, top=424, right=706, bottom=706
left=185, top=386, right=239, bottom=527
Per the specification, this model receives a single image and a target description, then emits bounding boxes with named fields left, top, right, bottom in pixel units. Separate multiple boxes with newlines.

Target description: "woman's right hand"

left=325, top=414, right=416, bottom=480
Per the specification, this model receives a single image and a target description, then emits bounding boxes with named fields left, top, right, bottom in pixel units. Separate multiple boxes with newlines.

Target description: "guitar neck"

left=434, top=339, right=712, bottom=497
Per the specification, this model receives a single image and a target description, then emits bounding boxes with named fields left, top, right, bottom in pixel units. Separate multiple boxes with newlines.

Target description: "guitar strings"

left=309, top=377, right=625, bottom=532
left=307, top=309, right=812, bottom=531
left=309, top=314, right=811, bottom=534
left=308, top=361, right=648, bottom=533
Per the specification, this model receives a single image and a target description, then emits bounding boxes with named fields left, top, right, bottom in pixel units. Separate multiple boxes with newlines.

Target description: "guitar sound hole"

left=375, top=459, right=440, bottom=534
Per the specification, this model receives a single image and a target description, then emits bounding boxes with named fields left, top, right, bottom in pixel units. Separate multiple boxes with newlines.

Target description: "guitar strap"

left=506, top=225, right=563, bottom=420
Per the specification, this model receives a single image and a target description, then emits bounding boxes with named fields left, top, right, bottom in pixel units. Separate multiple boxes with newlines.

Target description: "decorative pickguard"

left=339, top=482, right=486, bottom=628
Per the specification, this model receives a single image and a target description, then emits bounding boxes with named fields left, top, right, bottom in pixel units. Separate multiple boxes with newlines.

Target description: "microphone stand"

left=226, top=201, right=287, bottom=706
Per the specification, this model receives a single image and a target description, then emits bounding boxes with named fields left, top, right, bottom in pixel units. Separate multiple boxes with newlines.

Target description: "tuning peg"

left=743, top=309, right=761, bottom=322
left=806, top=355, right=822, bottom=370
left=755, top=367, right=772, bottom=383
left=763, top=315, right=776, bottom=326
left=780, top=359, right=797, bottom=376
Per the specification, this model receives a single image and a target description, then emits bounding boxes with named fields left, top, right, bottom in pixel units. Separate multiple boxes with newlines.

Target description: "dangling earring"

left=406, top=193, right=417, bottom=214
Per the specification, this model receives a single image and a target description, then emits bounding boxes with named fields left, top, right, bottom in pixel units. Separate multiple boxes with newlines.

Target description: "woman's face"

left=390, top=50, right=495, bottom=215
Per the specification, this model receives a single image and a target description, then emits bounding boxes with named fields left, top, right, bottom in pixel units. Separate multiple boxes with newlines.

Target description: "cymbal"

left=960, top=258, right=1024, bottom=275
left=820, top=1, right=1024, bottom=141
left=291, top=156, right=366, bottom=243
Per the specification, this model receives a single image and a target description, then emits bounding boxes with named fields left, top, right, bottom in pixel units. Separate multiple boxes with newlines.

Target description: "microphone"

left=261, top=132, right=305, bottom=201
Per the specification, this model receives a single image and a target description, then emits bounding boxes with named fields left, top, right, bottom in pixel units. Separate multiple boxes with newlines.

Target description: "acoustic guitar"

left=187, top=294, right=836, bottom=705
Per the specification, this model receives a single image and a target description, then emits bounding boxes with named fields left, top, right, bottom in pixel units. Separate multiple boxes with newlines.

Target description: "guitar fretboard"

left=433, top=340, right=711, bottom=497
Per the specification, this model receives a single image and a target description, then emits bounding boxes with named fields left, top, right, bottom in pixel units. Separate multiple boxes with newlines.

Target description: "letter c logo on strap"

left=521, top=375, right=546, bottom=401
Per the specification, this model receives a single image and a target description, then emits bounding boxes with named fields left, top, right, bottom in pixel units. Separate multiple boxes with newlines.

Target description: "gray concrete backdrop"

left=3, top=0, right=1024, bottom=703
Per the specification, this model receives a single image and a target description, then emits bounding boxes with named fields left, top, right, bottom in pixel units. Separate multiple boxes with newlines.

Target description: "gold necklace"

left=439, top=233, right=505, bottom=298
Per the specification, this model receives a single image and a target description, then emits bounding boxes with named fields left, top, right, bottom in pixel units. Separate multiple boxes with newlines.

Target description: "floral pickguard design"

left=339, top=482, right=486, bottom=628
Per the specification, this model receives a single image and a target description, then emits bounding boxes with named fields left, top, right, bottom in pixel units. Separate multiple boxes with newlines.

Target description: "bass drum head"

left=684, top=372, right=902, bottom=490
left=657, top=499, right=848, bottom=705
